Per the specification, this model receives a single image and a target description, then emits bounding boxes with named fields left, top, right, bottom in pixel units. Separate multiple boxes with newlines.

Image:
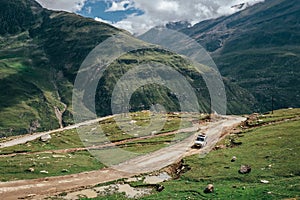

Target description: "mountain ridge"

left=182, top=0, right=300, bottom=112
left=0, top=0, right=256, bottom=137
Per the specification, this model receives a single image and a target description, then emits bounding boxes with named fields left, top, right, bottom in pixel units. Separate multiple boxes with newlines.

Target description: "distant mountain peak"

left=165, top=21, right=191, bottom=31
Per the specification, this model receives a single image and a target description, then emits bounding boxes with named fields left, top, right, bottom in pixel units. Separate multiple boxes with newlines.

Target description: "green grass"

left=90, top=110, right=300, bottom=200
left=0, top=129, right=83, bottom=155
left=143, top=120, right=300, bottom=199
left=0, top=32, right=65, bottom=136
left=0, top=5, right=256, bottom=137
left=215, top=46, right=300, bottom=113
left=78, top=112, right=195, bottom=148
left=247, top=108, right=300, bottom=126
left=0, top=151, right=104, bottom=182
left=0, top=112, right=195, bottom=155
left=0, top=112, right=198, bottom=181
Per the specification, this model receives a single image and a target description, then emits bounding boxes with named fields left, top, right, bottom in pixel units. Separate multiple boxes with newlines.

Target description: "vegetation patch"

left=89, top=109, right=300, bottom=199
left=0, top=151, right=104, bottom=182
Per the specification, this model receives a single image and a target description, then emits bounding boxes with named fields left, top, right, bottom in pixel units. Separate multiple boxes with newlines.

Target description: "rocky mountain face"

left=165, top=21, right=191, bottom=31
left=0, top=0, right=259, bottom=137
left=182, top=0, right=300, bottom=112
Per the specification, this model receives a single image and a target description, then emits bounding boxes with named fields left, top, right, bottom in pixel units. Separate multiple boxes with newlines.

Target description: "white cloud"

left=94, top=17, right=112, bottom=24
left=105, top=0, right=131, bottom=12
left=112, top=0, right=265, bottom=34
left=35, top=0, right=265, bottom=35
left=35, top=0, right=87, bottom=12
left=157, top=1, right=179, bottom=12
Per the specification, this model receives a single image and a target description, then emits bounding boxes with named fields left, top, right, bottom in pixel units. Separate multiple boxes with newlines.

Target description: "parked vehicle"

left=194, top=134, right=207, bottom=148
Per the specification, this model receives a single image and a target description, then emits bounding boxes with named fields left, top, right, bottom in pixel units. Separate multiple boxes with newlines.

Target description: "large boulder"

left=156, top=185, right=165, bottom=192
left=40, top=134, right=51, bottom=142
left=231, top=156, right=237, bottom=162
left=204, top=184, right=214, bottom=193
left=239, top=165, right=251, bottom=174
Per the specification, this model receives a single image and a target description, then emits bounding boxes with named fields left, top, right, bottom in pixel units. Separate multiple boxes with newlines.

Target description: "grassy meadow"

left=88, top=109, right=300, bottom=200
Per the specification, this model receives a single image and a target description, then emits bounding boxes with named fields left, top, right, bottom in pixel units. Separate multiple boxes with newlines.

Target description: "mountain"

left=0, top=0, right=256, bottom=137
left=165, top=21, right=191, bottom=31
left=182, top=0, right=300, bottom=112
left=0, top=0, right=123, bottom=136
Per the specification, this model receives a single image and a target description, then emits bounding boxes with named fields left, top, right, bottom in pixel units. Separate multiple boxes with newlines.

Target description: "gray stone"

left=231, top=156, right=237, bottom=162
left=40, top=134, right=51, bottom=142
left=239, top=165, right=251, bottom=174
left=204, top=184, right=214, bottom=193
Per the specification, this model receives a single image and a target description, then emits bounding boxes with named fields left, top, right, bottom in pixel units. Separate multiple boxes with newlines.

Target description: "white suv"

left=194, top=134, right=207, bottom=148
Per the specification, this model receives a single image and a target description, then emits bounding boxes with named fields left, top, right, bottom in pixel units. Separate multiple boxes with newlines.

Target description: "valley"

left=0, top=112, right=244, bottom=199
left=0, top=0, right=299, bottom=199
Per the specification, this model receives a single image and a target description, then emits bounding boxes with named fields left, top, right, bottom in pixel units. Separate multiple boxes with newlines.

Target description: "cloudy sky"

left=36, top=0, right=264, bottom=34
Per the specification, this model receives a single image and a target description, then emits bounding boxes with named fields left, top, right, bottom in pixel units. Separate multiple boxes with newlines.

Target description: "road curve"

left=0, top=115, right=245, bottom=199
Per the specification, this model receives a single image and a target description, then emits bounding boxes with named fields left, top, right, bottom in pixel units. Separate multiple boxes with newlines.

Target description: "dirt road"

left=0, top=122, right=200, bottom=158
left=0, top=115, right=114, bottom=149
left=0, top=116, right=245, bottom=199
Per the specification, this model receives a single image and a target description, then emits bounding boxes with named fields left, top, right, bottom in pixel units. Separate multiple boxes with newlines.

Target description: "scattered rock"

left=156, top=184, right=165, bottom=192
left=117, top=184, right=152, bottom=198
left=151, top=131, right=157, bottom=135
left=204, top=184, right=214, bottom=193
left=260, top=180, right=269, bottom=184
left=40, top=170, right=49, bottom=174
left=231, top=156, right=237, bottom=162
left=125, top=177, right=139, bottom=183
left=61, top=169, right=69, bottom=173
left=40, top=134, right=51, bottom=142
left=125, top=177, right=143, bottom=183
left=26, top=168, right=35, bottom=172
left=26, top=194, right=36, bottom=198
left=64, top=189, right=98, bottom=200
left=143, top=172, right=171, bottom=184
left=214, top=145, right=225, bottom=150
left=239, top=165, right=251, bottom=174
left=94, top=185, right=118, bottom=195
left=129, top=120, right=137, bottom=125
left=52, top=154, right=66, bottom=158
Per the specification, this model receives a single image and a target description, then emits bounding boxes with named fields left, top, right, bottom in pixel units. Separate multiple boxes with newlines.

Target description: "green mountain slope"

left=182, top=0, right=300, bottom=112
left=0, top=0, right=255, bottom=137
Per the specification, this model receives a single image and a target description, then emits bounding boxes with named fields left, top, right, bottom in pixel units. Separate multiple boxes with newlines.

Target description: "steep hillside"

left=182, top=0, right=300, bottom=112
left=0, top=0, right=122, bottom=136
left=0, top=0, right=255, bottom=137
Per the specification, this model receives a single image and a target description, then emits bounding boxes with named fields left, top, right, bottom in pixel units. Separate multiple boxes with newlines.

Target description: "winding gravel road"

left=0, top=115, right=114, bottom=149
left=0, top=115, right=245, bottom=199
